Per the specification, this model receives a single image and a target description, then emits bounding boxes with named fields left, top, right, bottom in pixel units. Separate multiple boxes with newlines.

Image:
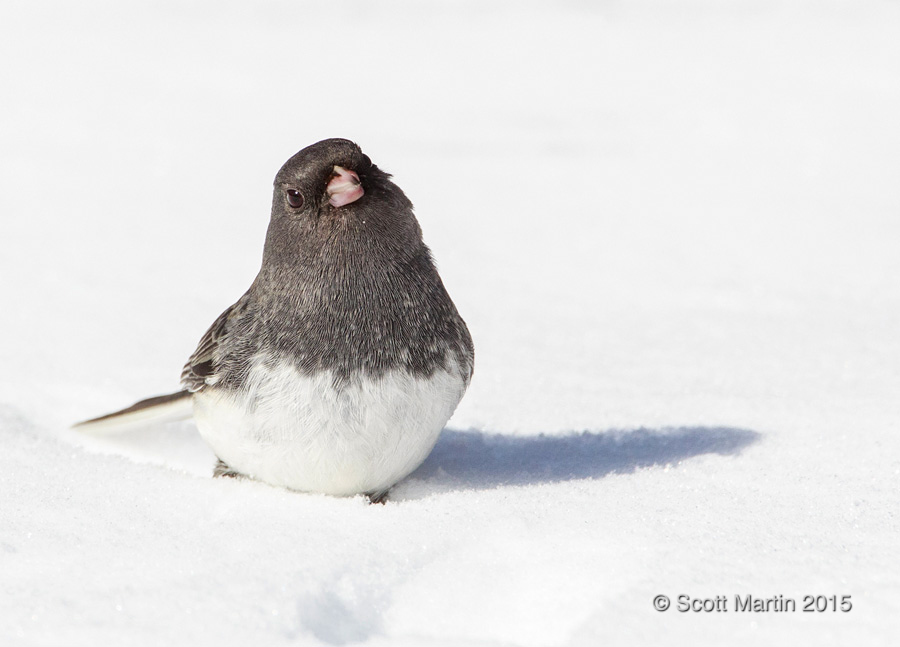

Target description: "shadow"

left=396, top=426, right=760, bottom=498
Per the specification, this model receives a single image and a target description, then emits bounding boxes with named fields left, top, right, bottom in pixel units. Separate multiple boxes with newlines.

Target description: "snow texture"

left=2, top=1, right=899, bottom=645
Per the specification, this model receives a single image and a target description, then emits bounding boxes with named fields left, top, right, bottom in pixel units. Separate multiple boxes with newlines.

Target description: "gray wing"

left=180, top=293, right=250, bottom=393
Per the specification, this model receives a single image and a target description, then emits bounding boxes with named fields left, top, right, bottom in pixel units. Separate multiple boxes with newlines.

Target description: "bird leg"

left=213, top=458, right=244, bottom=479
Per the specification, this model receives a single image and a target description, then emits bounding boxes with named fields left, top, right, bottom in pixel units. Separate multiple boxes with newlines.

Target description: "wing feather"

left=180, top=293, right=250, bottom=392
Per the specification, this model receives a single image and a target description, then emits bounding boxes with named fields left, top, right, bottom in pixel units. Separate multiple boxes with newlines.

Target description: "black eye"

left=286, top=189, right=304, bottom=209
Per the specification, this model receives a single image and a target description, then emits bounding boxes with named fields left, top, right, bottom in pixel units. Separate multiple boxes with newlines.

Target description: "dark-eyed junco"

left=76, top=138, right=474, bottom=502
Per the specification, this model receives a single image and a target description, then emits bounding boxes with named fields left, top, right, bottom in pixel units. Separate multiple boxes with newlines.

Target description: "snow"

left=2, top=0, right=899, bottom=644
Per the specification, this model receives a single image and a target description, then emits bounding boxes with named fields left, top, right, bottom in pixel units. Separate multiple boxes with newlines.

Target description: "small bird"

left=76, top=138, right=474, bottom=502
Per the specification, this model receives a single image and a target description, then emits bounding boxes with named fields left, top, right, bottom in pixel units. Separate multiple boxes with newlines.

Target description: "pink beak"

left=327, top=166, right=364, bottom=207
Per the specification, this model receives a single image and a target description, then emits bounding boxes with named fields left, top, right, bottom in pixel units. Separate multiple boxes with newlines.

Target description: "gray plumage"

left=183, top=139, right=472, bottom=390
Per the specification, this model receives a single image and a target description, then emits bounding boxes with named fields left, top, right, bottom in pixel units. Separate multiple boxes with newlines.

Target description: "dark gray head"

left=263, top=138, right=421, bottom=269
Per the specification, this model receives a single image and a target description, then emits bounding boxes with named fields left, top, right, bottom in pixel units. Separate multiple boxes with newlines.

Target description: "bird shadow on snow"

left=395, top=426, right=761, bottom=499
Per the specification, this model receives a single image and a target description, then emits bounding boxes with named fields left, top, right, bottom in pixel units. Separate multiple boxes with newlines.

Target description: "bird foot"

left=213, top=458, right=244, bottom=479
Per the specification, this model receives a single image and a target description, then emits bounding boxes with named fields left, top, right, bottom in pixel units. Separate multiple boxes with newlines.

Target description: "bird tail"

left=73, top=391, right=194, bottom=433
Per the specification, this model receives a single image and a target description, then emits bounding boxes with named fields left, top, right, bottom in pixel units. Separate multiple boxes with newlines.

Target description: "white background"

left=1, top=1, right=898, bottom=645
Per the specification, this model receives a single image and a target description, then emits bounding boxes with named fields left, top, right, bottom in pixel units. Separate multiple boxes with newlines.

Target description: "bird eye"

left=286, top=189, right=304, bottom=209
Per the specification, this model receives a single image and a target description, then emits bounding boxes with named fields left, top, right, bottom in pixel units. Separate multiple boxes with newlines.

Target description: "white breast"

left=191, top=356, right=468, bottom=497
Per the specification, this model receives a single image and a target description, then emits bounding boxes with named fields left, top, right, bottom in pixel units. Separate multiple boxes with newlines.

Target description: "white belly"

left=192, top=357, right=467, bottom=496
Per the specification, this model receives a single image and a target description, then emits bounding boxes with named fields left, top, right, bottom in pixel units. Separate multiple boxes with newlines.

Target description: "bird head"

left=263, top=139, right=422, bottom=269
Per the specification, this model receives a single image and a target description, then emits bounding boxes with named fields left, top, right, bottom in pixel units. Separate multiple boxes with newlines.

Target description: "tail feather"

left=73, top=391, right=194, bottom=434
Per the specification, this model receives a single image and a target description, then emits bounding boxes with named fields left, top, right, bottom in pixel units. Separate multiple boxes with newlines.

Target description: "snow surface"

left=2, top=0, right=899, bottom=645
